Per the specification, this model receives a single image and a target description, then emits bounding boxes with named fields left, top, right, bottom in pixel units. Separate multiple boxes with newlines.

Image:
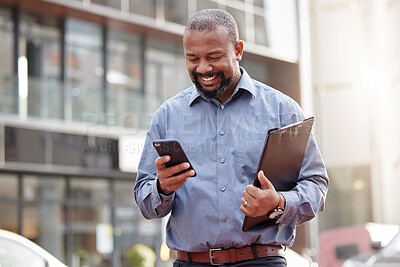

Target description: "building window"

left=22, top=176, right=66, bottom=262
left=196, top=0, right=217, bottom=12
left=51, top=131, right=119, bottom=170
left=5, top=126, right=119, bottom=170
left=0, top=7, right=15, bottom=115
left=65, top=19, right=104, bottom=123
left=129, top=0, right=156, bottom=18
left=241, top=58, right=269, bottom=85
left=227, top=7, right=247, bottom=42
left=107, top=29, right=143, bottom=129
left=164, top=0, right=188, bottom=25
left=0, top=174, right=18, bottom=232
left=254, top=14, right=269, bottom=46
left=92, top=0, right=121, bottom=9
left=70, top=178, right=111, bottom=267
left=145, top=37, right=191, bottom=105
left=5, top=127, right=46, bottom=164
left=19, top=11, right=62, bottom=120
left=113, top=180, right=142, bottom=266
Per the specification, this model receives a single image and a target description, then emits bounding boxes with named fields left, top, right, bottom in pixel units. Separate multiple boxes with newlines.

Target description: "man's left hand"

left=240, top=170, right=280, bottom=217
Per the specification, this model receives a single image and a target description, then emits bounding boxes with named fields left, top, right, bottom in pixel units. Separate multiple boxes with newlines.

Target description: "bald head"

left=185, top=9, right=239, bottom=46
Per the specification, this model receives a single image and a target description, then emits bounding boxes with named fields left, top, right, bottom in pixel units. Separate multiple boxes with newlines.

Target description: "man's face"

left=183, top=27, right=243, bottom=100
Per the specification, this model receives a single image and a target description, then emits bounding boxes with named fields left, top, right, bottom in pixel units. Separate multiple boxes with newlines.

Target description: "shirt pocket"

left=237, top=132, right=267, bottom=173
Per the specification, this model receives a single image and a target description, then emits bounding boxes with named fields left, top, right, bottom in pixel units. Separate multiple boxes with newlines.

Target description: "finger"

left=158, top=170, right=193, bottom=194
left=166, top=162, right=193, bottom=177
left=155, top=156, right=171, bottom=170
left=258, top=170, right=275, bottom=190
left=241, top=197, right=247, bottom=207
left=240, top=204, right=251, bottom=216
left=242, top=188, right=256, bottom=202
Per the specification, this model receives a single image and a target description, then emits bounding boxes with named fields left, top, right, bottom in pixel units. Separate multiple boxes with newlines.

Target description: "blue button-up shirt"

left=134, top=67, right=329, bottom=252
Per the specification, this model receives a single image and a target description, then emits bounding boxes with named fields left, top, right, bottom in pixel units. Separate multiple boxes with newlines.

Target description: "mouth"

left=194, top=73, right=220, bottom=87
left=200, top=74, right=218, bottom=83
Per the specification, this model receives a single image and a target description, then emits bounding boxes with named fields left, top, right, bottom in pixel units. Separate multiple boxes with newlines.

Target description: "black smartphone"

left=153, top=139, right=196, bottom=177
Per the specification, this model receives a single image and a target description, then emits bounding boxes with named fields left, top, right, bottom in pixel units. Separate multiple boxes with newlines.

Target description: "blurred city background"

left=0, top=0, right=399, bottom=266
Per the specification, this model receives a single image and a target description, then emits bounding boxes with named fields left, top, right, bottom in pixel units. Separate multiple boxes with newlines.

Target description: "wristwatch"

left=267, top=193, right=285, bottom=219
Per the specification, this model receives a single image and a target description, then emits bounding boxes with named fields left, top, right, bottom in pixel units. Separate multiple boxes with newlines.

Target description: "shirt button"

left=220, top=158, right=225, bottom=163
left=222, top=216, right=227, bottom=222
left=220, top=105, right=225, bottom=110
left=219, top=130, right=225, bottom=136
left=221, top=187, right=226, bottom=192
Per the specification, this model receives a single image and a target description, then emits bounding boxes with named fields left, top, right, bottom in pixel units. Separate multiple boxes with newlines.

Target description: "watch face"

left=269, top=210, right=284, bottom=219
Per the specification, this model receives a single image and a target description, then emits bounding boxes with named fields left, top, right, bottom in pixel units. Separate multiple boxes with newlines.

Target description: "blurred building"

left=310, top=0, right=400, bottom=265
left=310, top=0, right=400, bottom=230
left=0, top=0, right=310, bottom=266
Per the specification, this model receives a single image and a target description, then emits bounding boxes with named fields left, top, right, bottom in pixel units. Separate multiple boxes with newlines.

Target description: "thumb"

left=258, top=170, right=275, bottom=190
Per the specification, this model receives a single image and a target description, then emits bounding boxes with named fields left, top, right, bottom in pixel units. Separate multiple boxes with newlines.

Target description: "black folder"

left=242, top=117, right=314, bottom=232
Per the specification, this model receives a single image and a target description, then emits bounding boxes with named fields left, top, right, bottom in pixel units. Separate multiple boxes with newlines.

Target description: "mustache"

left=191, top=71, right=222, bottom=79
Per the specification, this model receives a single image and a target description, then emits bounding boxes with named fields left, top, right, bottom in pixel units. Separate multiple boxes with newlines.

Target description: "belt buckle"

left=209, top=248, right=223, bottom=266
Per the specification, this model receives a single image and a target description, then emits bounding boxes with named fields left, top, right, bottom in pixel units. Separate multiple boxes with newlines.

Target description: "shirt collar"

left=188, top=67, right=256, bottom=106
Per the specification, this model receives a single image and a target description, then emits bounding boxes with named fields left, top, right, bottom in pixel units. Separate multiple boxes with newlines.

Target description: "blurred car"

left=0, top=229, right=67, bottom=267
left=342, top=231, right=400, bottom=267
left=319, top=223, right=399, bottom=267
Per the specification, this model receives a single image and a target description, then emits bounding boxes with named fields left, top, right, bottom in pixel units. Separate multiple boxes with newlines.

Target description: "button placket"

left=216, top=102, right=229, bottom=229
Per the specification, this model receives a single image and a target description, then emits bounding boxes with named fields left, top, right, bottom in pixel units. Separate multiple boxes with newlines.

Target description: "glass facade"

left=164, top=0, right=188, bottom=25
left=0, top=172, right=160, bottom=267
left=19, top=11, right=62, bottom=120
left=0, top=2, right=295, bottom=128
left=5, top=126, right=119, bottom=169
left=70, top=178, right=111, bottom=266
left=5, top=127, right=46, bottom=164
left=129, top=0, right=156, bottom=18
left=145, top=37, right=191, bottom=103
left=22, top=176, right=65, bottom=261
left=0, top=8, right=14, bottom=114
left=65, top=19, right=104, bottom=123
left=107, top=29, right=143, bottom=128
left=0, top=175, right=18, bottom=232
left=87, top=0, right=283, bottom=49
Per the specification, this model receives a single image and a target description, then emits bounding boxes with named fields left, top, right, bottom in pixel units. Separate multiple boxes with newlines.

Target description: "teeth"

left=201, top=75, right=216, bottom=82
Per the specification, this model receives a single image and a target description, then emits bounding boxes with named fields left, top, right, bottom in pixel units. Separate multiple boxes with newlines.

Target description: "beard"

left=192, top=70, right=236, bottom=99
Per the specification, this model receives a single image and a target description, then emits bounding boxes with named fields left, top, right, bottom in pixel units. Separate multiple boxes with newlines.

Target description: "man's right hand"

left=155, top=155, right=195, bottom=195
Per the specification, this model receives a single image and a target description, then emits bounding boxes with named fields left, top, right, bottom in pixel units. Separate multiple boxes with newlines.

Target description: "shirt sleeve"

left=133, top=108, right=175, bottom=219
left=276, top=101, right=329, bottom=227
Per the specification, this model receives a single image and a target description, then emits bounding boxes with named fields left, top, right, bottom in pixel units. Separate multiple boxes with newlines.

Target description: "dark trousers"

left=173, top=256, right=287, bottom=267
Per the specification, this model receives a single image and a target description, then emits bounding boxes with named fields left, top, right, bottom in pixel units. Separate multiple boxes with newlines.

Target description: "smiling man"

left=134, top=9, right=329, bottom=267
left=183, top=19, right=242, bottom=103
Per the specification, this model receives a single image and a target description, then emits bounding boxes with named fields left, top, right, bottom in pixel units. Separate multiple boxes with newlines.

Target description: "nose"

left=196, top=59, right=212, bottom=74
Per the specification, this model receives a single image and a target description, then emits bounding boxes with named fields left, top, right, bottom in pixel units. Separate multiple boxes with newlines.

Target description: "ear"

left=234, top=40, right=244, bottom=61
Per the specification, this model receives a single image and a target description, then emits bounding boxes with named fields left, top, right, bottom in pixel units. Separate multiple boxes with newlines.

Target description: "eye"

left=209, top=55, right=222, bottom=60
left=187, top=57, right=198, bottom=62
